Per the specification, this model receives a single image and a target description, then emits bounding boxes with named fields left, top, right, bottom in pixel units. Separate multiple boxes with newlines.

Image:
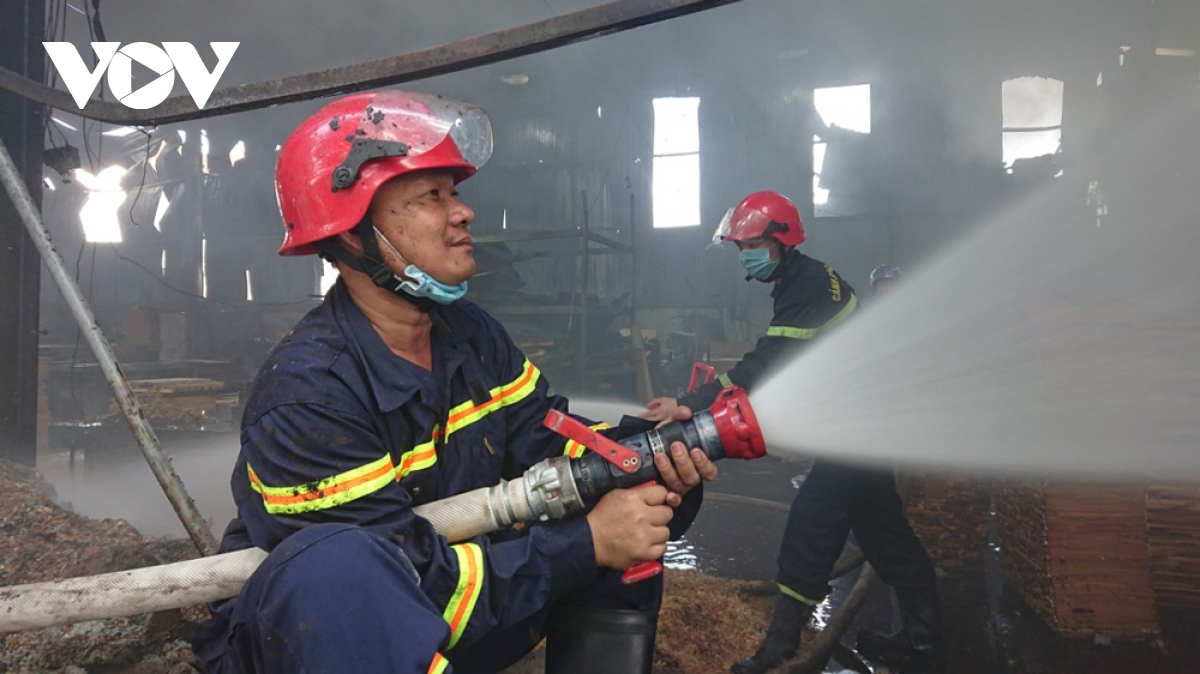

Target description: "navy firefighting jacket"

left=211, top=280, right=699, bottom=654
left=679, top=250, right=857, bottom=411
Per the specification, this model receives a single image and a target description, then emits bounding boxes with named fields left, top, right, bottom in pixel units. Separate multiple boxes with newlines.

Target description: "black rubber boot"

left=730, top=595, right=815, bottom=674
left=856, top=585, right=944, bottom=674
left=544, top=607, right=657, bottom=674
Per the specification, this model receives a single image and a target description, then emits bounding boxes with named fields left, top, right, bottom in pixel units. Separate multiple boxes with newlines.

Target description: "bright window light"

left=101, top=126, right=139, bottom=138
left=814, top=84, right=871, bottom=133
left=653, top=97, right=700, bottom=155
left=652, top=154, right=701, bottom=229
left=200, top=129, right=211, bottom=174
left=1002, top=77, right=1064, bottom=170
left=201, top=237, right=209, bottom=298
left=812, top=84, right=871, bottom=214
left=812, top=135, right=830, bottom=206
left=1002, top=130, right=1062, bottom=168
left=652, top=96, right=701, bottom=229
left=153, top=192, right=170, bottom=232
left=320, top=259, right=339, bottom=296
left=229, top=140, right=246, bottom=167
left=74, top=166, right=128, bottom=243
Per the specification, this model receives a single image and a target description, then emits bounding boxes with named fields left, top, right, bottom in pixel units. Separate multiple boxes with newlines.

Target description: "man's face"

left=370, top=169, right=476, bottom=284
left=734, top=237, right=780, bottom=262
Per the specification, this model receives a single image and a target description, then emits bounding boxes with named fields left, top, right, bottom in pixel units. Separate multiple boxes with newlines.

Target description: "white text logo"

left=43, top=42, right=239, bottom=110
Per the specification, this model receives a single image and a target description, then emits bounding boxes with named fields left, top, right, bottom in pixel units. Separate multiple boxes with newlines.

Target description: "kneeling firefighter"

left=191, top=90, right=725, bottom=674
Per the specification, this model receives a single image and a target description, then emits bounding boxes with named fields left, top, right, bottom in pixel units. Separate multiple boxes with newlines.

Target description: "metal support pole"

left=580, top=189, right=590, bottom=394
left=0, top=138, right=218, bottom=556
left=0, top=0, right=44, bottom=466
left=629, top=192, right=637, bottom=322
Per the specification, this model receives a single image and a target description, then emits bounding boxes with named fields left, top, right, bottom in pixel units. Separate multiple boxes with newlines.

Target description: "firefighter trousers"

left=199, top=523, right=659, bottom=674
left=776, top=459, right=936, bottom=603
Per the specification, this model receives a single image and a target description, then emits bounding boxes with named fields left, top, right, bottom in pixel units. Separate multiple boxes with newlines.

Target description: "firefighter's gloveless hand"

left=587, top=484, right=675, bottom=569
left=652, top=405, right=719, bottom=495
left=639, top=396, right=679, bottom=423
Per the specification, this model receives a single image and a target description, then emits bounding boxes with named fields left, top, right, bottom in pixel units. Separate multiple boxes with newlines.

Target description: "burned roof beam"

left=0, top=0, right=745, bottom=125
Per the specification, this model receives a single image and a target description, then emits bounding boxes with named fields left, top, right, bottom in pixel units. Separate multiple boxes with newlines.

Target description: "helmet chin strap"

left=316, top=217, right=435, bottom=312
left=762, top=245, right=794, bottom=283
left=373, top=226, right=415, bottom=274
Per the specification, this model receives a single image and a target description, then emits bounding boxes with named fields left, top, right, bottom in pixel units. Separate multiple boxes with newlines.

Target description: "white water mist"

left=567, top=397, right=644, bottom=426
left=751, top=104, right=1200, bottom=479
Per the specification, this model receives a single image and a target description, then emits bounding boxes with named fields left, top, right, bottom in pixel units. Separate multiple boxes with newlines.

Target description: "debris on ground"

left=656, top=569, right=807, bottom=674
left=0, top=459, right=203, bottom=673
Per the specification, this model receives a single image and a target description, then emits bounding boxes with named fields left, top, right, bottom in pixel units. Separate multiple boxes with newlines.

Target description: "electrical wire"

left=115, top=128, right=318, bottom=308
left=126, top=127, right=155, bottom=229
left=109, top=245, right=317, bottom=307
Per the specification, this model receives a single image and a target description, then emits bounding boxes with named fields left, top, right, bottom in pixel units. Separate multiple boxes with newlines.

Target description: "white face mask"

left=373, top=227, right=468, bottom=304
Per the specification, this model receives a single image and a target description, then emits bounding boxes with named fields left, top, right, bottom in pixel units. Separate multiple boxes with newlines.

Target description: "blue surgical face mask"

left=739, top=247, right=778, bottom=281
left=374, top=227, right=468, bottom=304
left=398, top=265, right=468, bottom=304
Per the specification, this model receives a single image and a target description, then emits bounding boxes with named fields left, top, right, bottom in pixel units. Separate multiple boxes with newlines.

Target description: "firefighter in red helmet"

left=193, top=91, right=716, bottom=674
left=642, top=190, right=844, bottom=422
left=643, top=191, right=942, bottom=674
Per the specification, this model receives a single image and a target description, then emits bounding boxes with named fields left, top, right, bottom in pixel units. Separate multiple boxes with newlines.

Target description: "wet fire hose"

left=0, top=387, right=766, bottom=634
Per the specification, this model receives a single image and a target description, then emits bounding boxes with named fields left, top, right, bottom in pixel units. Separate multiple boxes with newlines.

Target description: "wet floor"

left=35, top=433, right=1200, bottom=674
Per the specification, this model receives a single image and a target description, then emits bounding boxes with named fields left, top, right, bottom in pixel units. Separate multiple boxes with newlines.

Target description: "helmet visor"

left=358, top=90, right=493, bottom=170
left=711, top=207, right=735, bottom=246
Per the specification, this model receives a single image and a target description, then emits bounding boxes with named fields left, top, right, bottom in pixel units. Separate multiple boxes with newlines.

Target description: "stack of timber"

left=995, top=480, right=1055, bottom=621
left=103, top=378, right=227, bottom=430
left=1146, top=483, right=1200, bottom=609
left=1138, top=315, right=1200, bottom=609
left=902, top=472, right=990, bottom=573
left=996, top=479, right=1159, bottom=638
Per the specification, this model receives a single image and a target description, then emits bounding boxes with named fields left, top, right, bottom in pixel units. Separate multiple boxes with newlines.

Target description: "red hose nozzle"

left=707, top=386, right=767, bottom=460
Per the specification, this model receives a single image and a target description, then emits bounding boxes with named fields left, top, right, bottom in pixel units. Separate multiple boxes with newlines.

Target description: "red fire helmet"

left=275, top=90, right=493, bottom=256
left=712, top=190, right=806, bottom=248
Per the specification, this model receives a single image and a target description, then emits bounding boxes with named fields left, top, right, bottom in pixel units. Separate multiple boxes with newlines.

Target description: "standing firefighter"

left=642, top=192, right=943, bottom=674
left=192, top=91, right=718, bottom=674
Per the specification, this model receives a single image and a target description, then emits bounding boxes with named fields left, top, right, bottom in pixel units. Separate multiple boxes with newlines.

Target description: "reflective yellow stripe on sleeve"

left=397, top=425, right=441, bottom=480
left=248, top=423, right=446, bottom=515
left=426, top=653, right=449, bottom=674
left=444, top=359, right=541, bottom=439
left=718, top=373, right=733, bottom=387
left=564, top=422, right=613, bottom=458
left=765, top=294, right=858, bottom=341
left=248, top=455, right=396, bottom=515
left=443, top=542, right=485, bottom=649
left=248, top=360, right=543, bottom=516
